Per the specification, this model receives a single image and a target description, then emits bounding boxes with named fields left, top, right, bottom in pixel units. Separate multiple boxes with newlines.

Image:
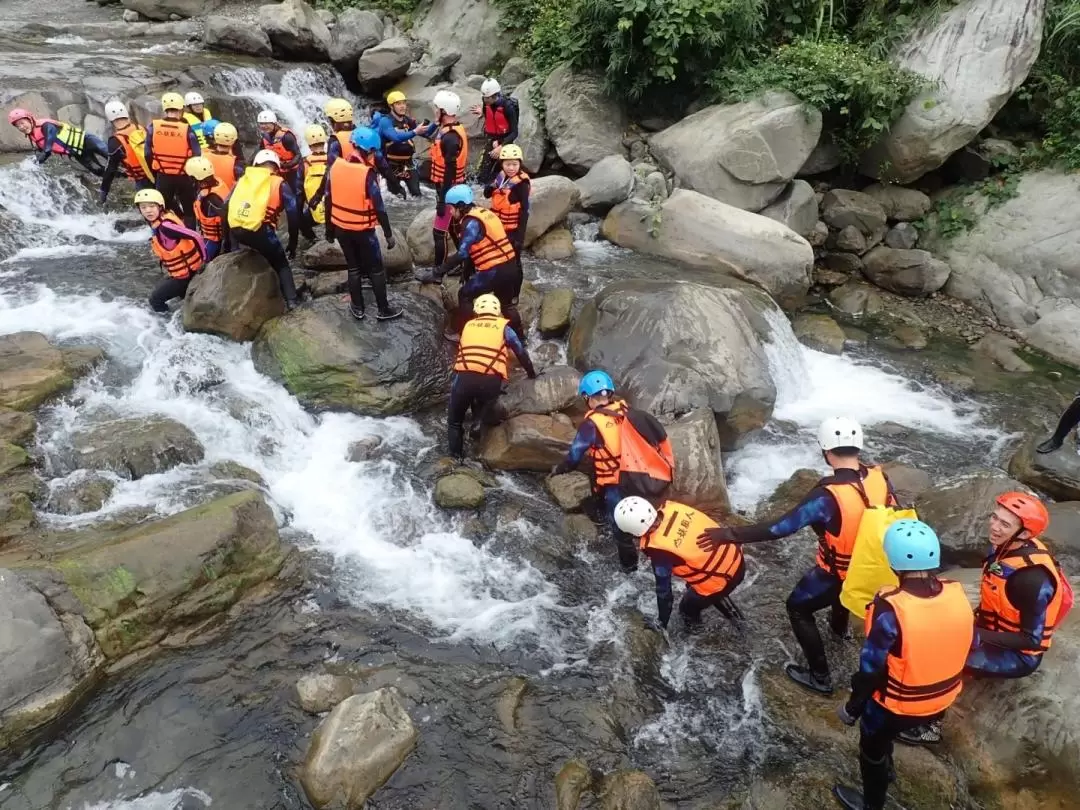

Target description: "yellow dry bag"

left=840, top=505, right=919, bottom=619
left=227, top=165, right=274, bottom=231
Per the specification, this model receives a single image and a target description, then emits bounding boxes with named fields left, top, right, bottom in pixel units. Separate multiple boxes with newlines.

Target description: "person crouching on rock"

left=323, top=127, right=403, bottom=323
left=615, top=496, right=746, bottom=634
left=448, top=294, right=536, bottom=459
left=484, top=144, right=530, bottom=309
left=137, top=188, right=206, bottom=314
left=9, top=108, right=110, bottom=177
left=184, top=157, right=229, bottom=261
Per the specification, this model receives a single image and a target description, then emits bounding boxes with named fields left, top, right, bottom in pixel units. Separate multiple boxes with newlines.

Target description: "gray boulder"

left=258, top=0, right=332, bottom=61
left=862, top=246, right=950, bottom=296
left=498, top=366, right=582, bottom=420
left=758, top=180, right=818, bottom=237
left=525, top=176, right=580, bottom=246
left=792, top=314, right=846, bottom=355
left=499, top=57, right=533, bottom=90
left=1023, top=306, right=1080, bottom=370
left=665, top=408, right=731, bottom=514
left=406, top=208, right=437, bottom=266
left=575, top=155, right=634, bottom=213
left=829, top=281, right=885, bottom=317
left=204, top=15, right=273, bottom=56
left=885, top=222, right=919, bottom=250
left=358, top=37, right=413, bottom=93
left=121, top=0, right=215, bottom=21
left=821, top=189, right=888, bottom=236
left=296, top=673, right=355, bottom=715
left=329, top=9, right=384, bottom=76
left=1009, top=436, right=1080, bottom=502
left=46, top=472, right=115, bottom=515
left=541, top=65, right=627, bottom=174
left=510, top=79, right=547, bottom=174
left=862, top=183, right=932, bottom=222
left=835, top=225, right=867, bottom=254
left=916, top=471, right=1029, bottom=565
left=412, top=0, right=510, bottom=80
left=182, top=249, right=285, bottom=342
left=650, top=91, right=821, bottom=212
left=64, top=416, right=204, bottom=480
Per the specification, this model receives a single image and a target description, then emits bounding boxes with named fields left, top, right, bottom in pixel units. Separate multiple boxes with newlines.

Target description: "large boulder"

left=510, top=79, right=547, bottom=174
left=498, top=366, right=582, bottom=419
left=296, top=673, right=355, bottom=715
left=650, top=91, right=822, bottom=212
left=601, top=190, right=813, bottom=308
left=412, top=0, right=509, bottom=80
left=0, top=332, right=86, bottom=411
left=258, top=0, right=332, bottom=61
left=301, top=689, right=417, bottom=809
left=1024, top=306, right=1080, bottom=369
left=62, top=416, right=204, bottom=480
left=862, top=246, right=951, bottom=296
left=665, top=408, right=730, bottom=515
left=861, top=183, right=932, bottom=222
left=479, top=414, right=576, bottom=471
left=182, top=249, right=285, bottom=342
left=1044, top=502, right=1080, bottom=566
left=358, top=38, right=413, bottom=93
left=569, top=279, right=780, bottom=447
left=301, top=228, right=412, bottom=277
left=1008, top=436, right=1080, bottom=501
left=598, top=770, right=661, bottom=810
left=525, top=176, right=580, bottom=247
left=328, top=9, right=384, bottom=78
left=406, top=208, right=438, bottom=266
left=541, top=65, right=627, bottom=174
left=859, top=0, right=1044, bottom=183
left=252, top=294, right=449, bottom=416
left=575, top=155, right=634, bottom=213
left=121, top=0, right=215, bottom=21
left=916, top=471, right=1028, bottom=565
left=204, top=15, right=273, bottom=57
left=539, top=289, right=574, bottom=338
left=821, top=189, right=888, bottom=237
left=792, top=313, right=846, bottom=355
left=758, top=179, right=818, bottom=237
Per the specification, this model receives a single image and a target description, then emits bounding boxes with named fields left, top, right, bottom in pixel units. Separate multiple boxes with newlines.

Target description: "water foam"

left=74, top=788, right=211, bottom=810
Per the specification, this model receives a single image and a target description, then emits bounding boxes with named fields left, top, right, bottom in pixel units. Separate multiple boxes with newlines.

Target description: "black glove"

left=436, top=200, right=446, bottom=218
left=385, top=234, right=396, bottom=250
left=550, top=461, right=572, bottom=476
left=696, top=526, right=735, bottom=552
left=837, top=703, right=858, bottom=727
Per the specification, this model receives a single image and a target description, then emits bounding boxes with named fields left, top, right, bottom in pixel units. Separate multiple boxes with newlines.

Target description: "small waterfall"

left=761, top=306, right=812, bottom=407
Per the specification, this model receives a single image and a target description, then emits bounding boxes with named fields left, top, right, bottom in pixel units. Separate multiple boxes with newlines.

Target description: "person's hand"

left=696, top=526, right=734, bottom=552
left=836, top=703, right=858, bottom=727
left=413, top=124, right=427, bottom=135
left=385, top=234, right=396, bottom=250
left=489, top=146, right=501, bottom=159
left=469, top=104, right=482, bottom=116
left=436, top=200, right=446, bottom=217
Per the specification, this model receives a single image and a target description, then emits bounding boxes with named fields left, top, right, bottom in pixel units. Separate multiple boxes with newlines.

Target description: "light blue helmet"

left=445, top=184, right=473, bottom=206
left=578, top=369, right=615, bottom=398
left=201, top=118, right=220, bottom=139
left=349, top=126, right=380, bottom=152
left=883, top=519, right=941, bottom=572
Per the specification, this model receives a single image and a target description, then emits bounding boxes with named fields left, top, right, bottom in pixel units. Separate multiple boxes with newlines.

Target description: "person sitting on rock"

left=470, top=78, right=518, bottom=186
left=184, top=156, right=229, bottom=261
left=136, top=188, right=207, bottom=314
left=484, top=144, right=530, bottom=306
left=1036, top=392, right=1080, bottom=454
left=98, top=100, right=154, bottom=204
left=833, top=520, right=973, bottom=810
left=697, top=417, right=898, bottom=696
left=447, top=294, right=536, bottom=459
left=182, top=91, right=214, bottom=151
left=9, top=108, right=110, bottom=177
left=898, top=491, right=1068, bottom=747
left=145, top=92, right=202, bottom=228
left=320, top=97, right=405, bottom=200
left=372, top=90, right=433, bottom=199
left=427, top=90, right=468, bottom=268
left=615, top=496, right=746, bottom=633
left=256, top=109, right=302, bottom=196
left=205, top=122, right=246, bottom=191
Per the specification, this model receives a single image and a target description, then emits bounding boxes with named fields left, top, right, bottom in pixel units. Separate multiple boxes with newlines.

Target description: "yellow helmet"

left=473, top=294, right=501, bottom=317
left=213, top=121, right=238, bottom=145
left=160, top=92, right=184, bottom=111
left=305, top=123, right=328, bottom=145
left=134, top=188, right=165, bottom=207
left=386, top=90, right=407, bottom=106
left=324, top=98, right=354, bottom=123
left=184, top=156, right=216, bottom=181
left=499, top=144, right=524, bottom=161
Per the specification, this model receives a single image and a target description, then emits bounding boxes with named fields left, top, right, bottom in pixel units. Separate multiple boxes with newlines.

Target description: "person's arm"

left=280, top=182, right=299, bottom=256
left=977, top=567, right=1057, bottom=651
left=373, top=150, right=405, bottom=198
left=503, top=326, right=536, bottom=379
left=233, top=145, right=247, bottom=174
left=367, top=170, right=393, bottom=240
left=144, top=123, right=155, bottom=172
left=511, top=180, right=530, bottom=245
left=846, top=596, right=898, bottom=717
left=649, top=550, right=679, bottom=629
left=186, top=126, right=202, bottom=157
left=377, top=115, right=417, bottom=143
left=325, top=137, right=340, bottom=171
left=439, top=216, right=481, bottom=273
left=553, top=420, right=601, bottom=473
left=502, top=98, right=519, bottom=144
left=98, top=135, right=125, bottom=201
left=36, top=122, right=60, bottom=162
left=698, top=486, right=837, bottom=551
left=483, top=181, right=496, bottom=199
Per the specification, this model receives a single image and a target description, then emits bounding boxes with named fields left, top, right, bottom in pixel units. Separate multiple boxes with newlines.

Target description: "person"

left=470, top=78, right=518, bottom=186
left=484, top=143, right=530, bottom=302
left=1036, top=392, right=1080, bottom=453
left=8, top=108, right=110, bottom=176
left=373, top=90, right=433, bottom=198
left=323, top=127, right=403, bottom=322
left=428, top=90, right=469, bottom=268
left=145, top=92, right=202, bottom=228
left=301, top=123, right=329, bottom=237
left=832, top=519, right=973, bottom=810
left=447, top=294, right=536, bottom=458
left=205, top=121, right=245, bottom=192
left=256, top=110, right=303, bottom=196
left=135, top=188, right=207, bottom=313
left=413, top=184, right=521, bottom=341
left=615, top=496, right=746, bottom=633
left=697, top=417, right=898, bottom=695
left=321, top=97, right=404, bottom=198
left=182, top=91, right=214, bottom=151
left=184, top=156, right=228, bottom=261
left=898, top=491, right=1067, bottom=747
left=226, top=149, right=300, bottom=310
left=98, top=101, right=154, bottom=204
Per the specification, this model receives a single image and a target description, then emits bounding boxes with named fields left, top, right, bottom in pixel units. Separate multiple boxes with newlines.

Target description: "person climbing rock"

left=256, top=110, right=302, bottom=196
left=484, top=143, right=530, bottom=306
left=447, top=294, right=535, bottom=459
left=832, top=520, right=973, bottom=810
left=470, top=78, right=518, bottom=186
left=182, top=91, right=214, bottom=151
left=697, top=417, right=898, bottom=696
left=320, top=97, right=405, bottom=200
left=145, top=92, right=202, bottom=227
left=184, top=156, right=228, bottom=261
left=1036, top=392, right=1080, bottom=453
left=136, top=188, right=207, bottom=314
left=204, top=121, right=245, bottom=192
left=226, top=149, right=300, bottom=310
left=373, top=90, right=433, bottom=199
left=98, top=101, right=154, bottom=204
left=323, top=127, right=403, bottom=323
left=615, top=496, right=746, bottom=633
left=9, top=108, right=110, bottom=176
left=427, top=90, right=468, bottom=268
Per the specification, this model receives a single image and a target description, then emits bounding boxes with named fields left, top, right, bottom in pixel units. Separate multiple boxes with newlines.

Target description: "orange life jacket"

left=150, top=213, right=203, bottom=279
left=483, top=100, right=512, bottom=138
left=430, top=123, right=468, bottom=186
left=975, top=538, right=1065, bottom=655
left=195, top=181, right=227, bottom=243
left=491, top=172, right=529, bottom=234
left=150, top=119, right=194, bottom=176
left=206, top=150, right=238, bottom=193
left=114, top=123, right=151, bottom=182
left=463, top=208, right=515, bottom=272
left=585, top=398, right=628, bottom=488
left=819, top=466, right=890, bottom=580
left=454, top=315, right=510, bottom=380
left=642, top=500, right=744, bottom=597
left=261, top=126, right=298, bottom=168
left=867, top=581, right=973, bottom=717
left=334, top=130, right=358, bottom=163
left=328, top=159, right=377, bottom=232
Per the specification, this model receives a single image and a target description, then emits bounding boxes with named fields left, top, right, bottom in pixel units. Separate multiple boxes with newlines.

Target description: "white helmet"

left=480, top=78, right=501, bottom=97
left=184, top=91, right=205, bottom=107
left=614, top=497, right=658, bottom=538
left=257, top=109, right=278, bottom=124
left=104, top=100, right=129, bottom=122
left=432, top=90, right=461, bottom=117
left=253, top=149, right=281, bottom=167
left=817, top=417, right=864, bottom=452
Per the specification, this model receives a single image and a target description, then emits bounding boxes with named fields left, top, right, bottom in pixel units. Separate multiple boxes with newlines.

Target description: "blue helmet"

left=883, top=519, right=940, bottom=572
left=445, top=184, right=473, bottom=206
left=201, top=118, right=220, bottom=139
left=350, top=126, right=380, bottom=152
left=578, top=369, right=615, bottom=398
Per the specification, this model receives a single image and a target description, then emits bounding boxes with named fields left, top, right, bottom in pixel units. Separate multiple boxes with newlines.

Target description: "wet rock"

left=862, top=247, right=950, bottom=297
left=808, top=220, right=829, bottom=247
left=347, top=436, right=383, bottom=462
left=46, top=472, right=115, bottom=516
left=861, top=183, right=932, bottom=222
left=479, top=414, right=576, bottom=471
left=666, top=408, right=731, bottom=514
left=539, top=289, right=574, bottom=338
left=525, top=175, right=580, bottom=247
left=183, top=249, right=286, bottom=343
left=0, top=492, right=34, bottom=544
left=296, top=673, right=355, bottom=714
left=758, top=179, right=818, bottom=237
left=301, top=228, right=411, bottom=276
left=301, top=688, right=417, bottom=809
left=916, top=471, right=1028, bottom=565
left=434, top=472, right=485, bottom=509
left=792, top=314, right=845, bottom=355
left=562, top=514, right=598, bottom=546
left=413, top=0, right=510, bottom=80
left=556, top=759, right=593, bottom=810
left=120, top=0, right=214, bottom=21
left=760, top=468, right=820, bottom=522
left=1009, top=436, right=1080, bottom=502
left=885, top=222, right=919, bottom=250
left=598, top=769, right=661, bottom=810
left=0, top=441, right=28, bottom=478
left=0, top=408, right=35, bottom=446
left=829, top=281, right=884, bottom=317
left=881, top=461, right=932, bottom=505
left=1024, top=306, right=1080, bottom=370
left=0, top=332, right=81, bottom=411
left=358, top=37, right=413, bottom=93
left=821, top=189, right=887, bottom=236
left=203, top=15, right=273, bottom=56
left=974, top=333, right=1032, bottom=373
left=887, top=322, right=928, bottom=350
left=252, top=294, right=449, bottom=417
left=546, top=472, right=591, bottom=512
left=328, top=8, right=383, bottom=77
left=575, top=155, right=634, bottom=213
left=650, top=91, right=821, bottom=213
left=258, top=0, right=331, bottom=61
left=509, top=78, right=547, bottom=175
left=208, top=461, right=264, bottom=486
left=0, top=569, right=104, bottom=751
left=531, top=227, right=576, bottom=261
left=65, top=416, right=204, bottom=480
left=834, top=225, right=866, bottom=254
left=1044, top=502, right=1080, bottom=564
left=541, top=65, right=627, bottom=174
left=308, top=271, right=347, bottom=298
left=405, top=207, right=437, bottom=266
left=62, top=346, right=105, bottom=377
left=601, top=192, right=813, bottom=308
left=498, top=366, right=582, bottom=419
left=495, top=676, right=527, bottom=733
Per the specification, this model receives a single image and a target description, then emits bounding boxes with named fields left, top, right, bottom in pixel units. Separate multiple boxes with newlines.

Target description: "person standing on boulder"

left=98, top=101, right=154, bottom=204
left=135, top=188, right=207, bottom=314
left=484, top=144, right=530, bottom=305
left=696, top=418, right=898, bottom=696
left=428, top=90, right=469, bottom=268
left=470, top=78, right=518, bottom=186
left=833, top=519, right=973, bottom=810
left=145, top=92, right=202, bottom=228
left=1036, top=392, right=1080, bottom=454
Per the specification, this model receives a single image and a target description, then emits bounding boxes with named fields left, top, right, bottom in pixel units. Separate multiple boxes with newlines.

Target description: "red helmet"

left=995, top=491, right=1049, bottom=537
left=7, top=108, right=34, bottom=126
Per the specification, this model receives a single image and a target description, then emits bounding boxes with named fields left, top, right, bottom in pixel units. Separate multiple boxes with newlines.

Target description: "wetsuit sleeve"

left=280, top=183, right=299, bottom=251
left=233, top=146, right=247, bottom=176
left=144, top=124, right=155, bottom=173
left=883, top=472, right=900, bottom=507
left=441, top=216, right=482, bottom=272
left=729, top=486, right=838, bottom=545
left=186, top=127, right=202, bottom=157
left=560, top=419, right=601, bottom=468
left=503, top=326, right=536, bottom=378
left=37, top=122, right=60, bottom=162
left=510, top=180, right=530, bottom=244
left=978, top=566, right=1056, bottom=651
left=98, top=135, right=125, bottom=199
left=439, top=130, right=462, bottom=198
left=649, top=550, right=679, bottom=628
left=377, top=116, right=416, bottom=143
left=325, top=139, right=340, bottom=172
left=847, top=596, right=898, bottom=717
left=367, top=170, right=392, bottom=239
left=502, top=98, right=519, bottom=144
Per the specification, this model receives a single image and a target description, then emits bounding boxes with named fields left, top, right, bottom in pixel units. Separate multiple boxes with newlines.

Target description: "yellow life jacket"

left=183, top=107, right=213, bottom=150
left=303, top=152, right=328, bottom=225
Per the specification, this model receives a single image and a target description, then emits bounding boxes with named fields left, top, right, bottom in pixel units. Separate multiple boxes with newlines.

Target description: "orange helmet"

left=995, top=491, right=1049, bottom=537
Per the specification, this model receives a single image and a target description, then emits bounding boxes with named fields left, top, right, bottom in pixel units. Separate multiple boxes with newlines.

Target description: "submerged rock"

left=64, top=416, right=204, bottom=480
left=1009, top=436, right=1080, bottom=502
left=434, top=472, right=485, bottom=509
left=296, top=673, right=355, bottom=715
left=182, top=249, right=286, bottom=343
left=46, top=471, right=116, bottom=515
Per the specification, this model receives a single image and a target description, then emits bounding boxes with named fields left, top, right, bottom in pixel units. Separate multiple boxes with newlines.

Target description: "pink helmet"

left=7, top=108, right=33, bottom=126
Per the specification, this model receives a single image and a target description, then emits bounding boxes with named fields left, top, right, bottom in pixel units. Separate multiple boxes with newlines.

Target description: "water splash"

left=74, top=787, right=211, bottom=810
